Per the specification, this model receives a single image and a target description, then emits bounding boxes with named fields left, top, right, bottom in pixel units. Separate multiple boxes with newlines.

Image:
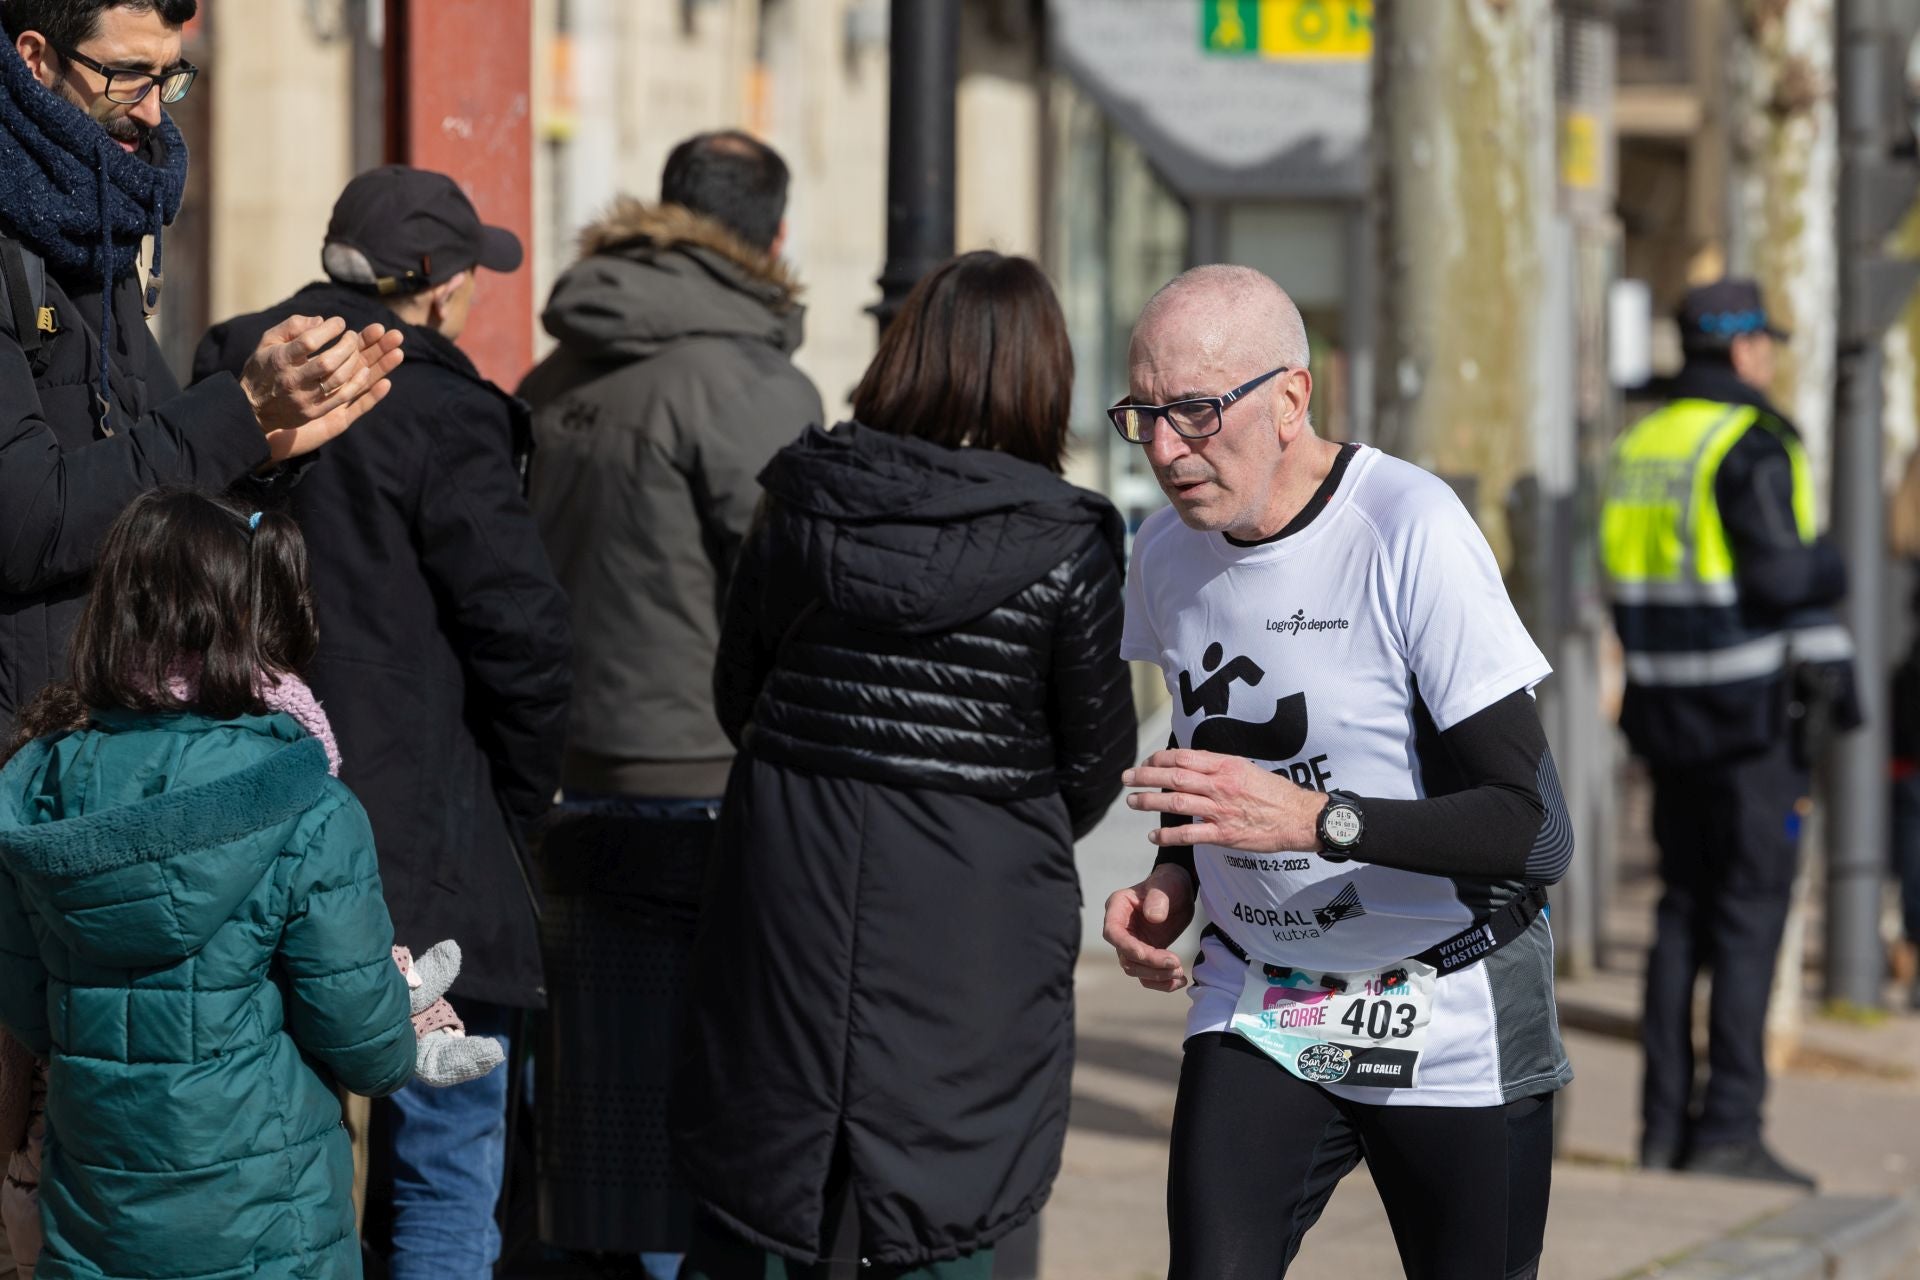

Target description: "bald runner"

left=1103, top=267, right=1572, bottom=1280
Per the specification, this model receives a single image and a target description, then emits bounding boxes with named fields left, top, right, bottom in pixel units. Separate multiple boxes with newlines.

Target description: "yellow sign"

left=1203, top=0, right=1373, bottom=60
left=1561, top=110, right=1599, bottom=191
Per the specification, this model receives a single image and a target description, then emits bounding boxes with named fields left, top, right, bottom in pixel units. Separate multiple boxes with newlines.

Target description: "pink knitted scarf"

left=161, top=663, right=343, bottom=777
left=255, top=673, right=343, bottom=777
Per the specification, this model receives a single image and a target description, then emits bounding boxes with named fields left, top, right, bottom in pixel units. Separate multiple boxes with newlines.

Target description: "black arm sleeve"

left=1352, top=688, right=1572, bottom=885
left=1150, top=692, right=1572, bottom=886
left=1154, top=733, right=1197, bottom=885
left=1714, top=427, right=1846, bottom=615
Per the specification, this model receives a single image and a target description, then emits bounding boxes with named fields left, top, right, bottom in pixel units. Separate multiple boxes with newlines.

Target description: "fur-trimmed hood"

left=576, top=199, right=799, bottom=298
left=542, top=199, right=806, bottom=360
left=0, top=712, right=330, bottom=969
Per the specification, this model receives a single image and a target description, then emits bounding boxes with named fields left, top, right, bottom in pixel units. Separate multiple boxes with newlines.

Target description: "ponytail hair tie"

left=248, top=511, right=263, bottom=531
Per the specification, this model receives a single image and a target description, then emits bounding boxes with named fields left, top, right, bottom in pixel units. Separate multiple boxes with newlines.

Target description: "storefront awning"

left=1047, top=0, right=1370, bottom=201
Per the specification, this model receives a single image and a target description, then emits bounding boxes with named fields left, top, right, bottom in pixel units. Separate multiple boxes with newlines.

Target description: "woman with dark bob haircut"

left=673, top=252, right=1137, bottom=1279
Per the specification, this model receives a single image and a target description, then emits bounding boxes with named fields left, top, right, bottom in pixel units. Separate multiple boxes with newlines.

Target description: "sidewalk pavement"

left=1058, top=728, right=1920, bottom=1279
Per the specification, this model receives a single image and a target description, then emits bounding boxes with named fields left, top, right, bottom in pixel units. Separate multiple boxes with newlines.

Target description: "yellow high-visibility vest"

left=1600, top=399, right=1848, bottom=687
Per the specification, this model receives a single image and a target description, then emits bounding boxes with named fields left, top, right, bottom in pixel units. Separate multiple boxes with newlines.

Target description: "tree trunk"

left=1881, top=206, right=1920, bottom=543
left=1370, top=0, right=1557, bottom=572
left=1727, top=0, right=1839, bottom=505
left=1726, top=0, right=1839, bottom=1054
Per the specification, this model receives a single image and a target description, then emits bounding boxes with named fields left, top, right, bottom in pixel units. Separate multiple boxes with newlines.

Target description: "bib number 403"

left=1340, top=999, right=1417, bottom=1040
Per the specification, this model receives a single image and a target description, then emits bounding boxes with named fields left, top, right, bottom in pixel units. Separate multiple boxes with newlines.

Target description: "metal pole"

left=872, top=0, right=958, bottom=334
left=1826, top=0, right=1892, bottom=1008
left=1185, top=198, right=1226, bottom=267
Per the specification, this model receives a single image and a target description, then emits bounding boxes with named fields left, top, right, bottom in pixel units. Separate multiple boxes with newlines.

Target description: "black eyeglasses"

left=56, top=45, right=198, bottom=105
left=1109, top=366, right=1289, bottom=443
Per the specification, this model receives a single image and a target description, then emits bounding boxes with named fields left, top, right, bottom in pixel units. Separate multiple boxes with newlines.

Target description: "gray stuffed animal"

left=393, top=941, right=506, bottom=1087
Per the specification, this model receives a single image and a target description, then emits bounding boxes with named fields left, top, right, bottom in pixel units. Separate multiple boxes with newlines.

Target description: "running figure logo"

left=1175, top=642, right=1309, bottom=762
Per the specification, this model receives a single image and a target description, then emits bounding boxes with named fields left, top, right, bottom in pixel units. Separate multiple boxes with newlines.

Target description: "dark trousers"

left=1893, top=773, right=1920, bottom=945
left=536, top=794, right=719, bottom=1254
left=1167, top=1033, right=1553, bottom=1280
left=370, top=1000, right=518, bottom=1279
left=1639, top=740, right=1808, bottom=1152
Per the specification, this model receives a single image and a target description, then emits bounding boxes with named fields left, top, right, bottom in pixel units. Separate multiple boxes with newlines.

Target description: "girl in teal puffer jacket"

left=0, top=488, right=418, bottom=1280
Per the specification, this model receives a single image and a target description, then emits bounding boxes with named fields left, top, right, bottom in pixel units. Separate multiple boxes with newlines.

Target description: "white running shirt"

left=1122, top=445, right=1571, bottom=1106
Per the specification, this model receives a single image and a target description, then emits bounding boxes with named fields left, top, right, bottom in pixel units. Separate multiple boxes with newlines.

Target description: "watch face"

left=1322, top=804, right=1363, bottom=848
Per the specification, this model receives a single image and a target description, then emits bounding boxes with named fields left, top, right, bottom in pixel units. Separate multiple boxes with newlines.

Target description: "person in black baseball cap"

left=190, top=163, right=568, bottom=1279
left=318, top=165, right=524, bottom=338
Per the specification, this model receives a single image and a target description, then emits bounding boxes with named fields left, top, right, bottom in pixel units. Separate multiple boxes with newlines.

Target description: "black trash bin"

left=535, top=801, right=713, bottom=1254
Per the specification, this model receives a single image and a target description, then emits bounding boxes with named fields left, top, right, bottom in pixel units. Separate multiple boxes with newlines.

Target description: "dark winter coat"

left=0, top=261, right=268, bottom=739
left=0, top=88, right=271, bottom=734
left=0, top=710, right=416, bottom=1280
left=673, top=423, right=1135, bottom=1267
left=520, top=201, right=823, bottom=800
left=193, top=283, right=572, bottom=1008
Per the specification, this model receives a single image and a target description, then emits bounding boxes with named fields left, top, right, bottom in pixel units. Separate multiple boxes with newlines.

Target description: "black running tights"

left=1167, top=1032, right=1554, bottom=1280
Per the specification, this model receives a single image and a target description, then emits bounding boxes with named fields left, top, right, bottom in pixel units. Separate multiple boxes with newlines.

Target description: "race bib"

left=1229, top=954, right=1437, bottom=1089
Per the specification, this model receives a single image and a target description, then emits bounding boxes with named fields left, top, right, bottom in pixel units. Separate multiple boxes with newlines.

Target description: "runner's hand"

left=1103, top=863, right=1196, bottom=992
left=1124, top=748, right=1327, bottom=853
left=240, top=315, right=407, bottom=461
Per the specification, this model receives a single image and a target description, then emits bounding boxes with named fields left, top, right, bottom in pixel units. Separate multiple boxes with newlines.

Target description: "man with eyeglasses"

left=0, top=14, right=402, bottom=1265
left=1101, top=265, right=1571, bottom=1279
left=0, top=0, right=405, bottom=741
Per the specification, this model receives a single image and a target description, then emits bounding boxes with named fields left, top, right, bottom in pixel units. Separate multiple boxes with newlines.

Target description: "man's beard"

left=54, top=81, right=151, bottom=152
left=100, top=113, right=149, bottom=149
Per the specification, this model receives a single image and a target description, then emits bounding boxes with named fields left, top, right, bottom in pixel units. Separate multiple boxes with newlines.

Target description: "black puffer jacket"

left=715, top=423, right=1130, bottom=831
left=676, top=423, right=1134, bottom=1268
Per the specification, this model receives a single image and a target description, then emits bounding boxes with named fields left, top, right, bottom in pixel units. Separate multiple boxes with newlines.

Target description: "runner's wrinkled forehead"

left=1129, top=265, right=1307, bottom=402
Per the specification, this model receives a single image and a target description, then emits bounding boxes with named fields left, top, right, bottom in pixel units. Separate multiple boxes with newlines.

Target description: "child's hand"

left=392, top=941, right=506, bottom=1088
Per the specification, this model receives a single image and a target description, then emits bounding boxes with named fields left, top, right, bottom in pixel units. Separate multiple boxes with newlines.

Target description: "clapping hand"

left=240, top=315, right=407, bottom=464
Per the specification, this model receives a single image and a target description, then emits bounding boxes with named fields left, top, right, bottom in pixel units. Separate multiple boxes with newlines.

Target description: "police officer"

left=1602, top=278, right=1858, bottom=1188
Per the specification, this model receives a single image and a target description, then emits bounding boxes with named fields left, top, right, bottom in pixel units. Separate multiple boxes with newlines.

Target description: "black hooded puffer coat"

left=674, top=423, right=1135, bottom=1268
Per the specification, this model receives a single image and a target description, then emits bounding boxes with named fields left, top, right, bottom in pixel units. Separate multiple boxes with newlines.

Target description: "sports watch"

left=1315, top=790, right=1365, bottom=861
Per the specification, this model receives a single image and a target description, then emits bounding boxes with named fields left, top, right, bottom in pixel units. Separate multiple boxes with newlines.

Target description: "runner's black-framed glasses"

left=1108, top=366, right=1289, bottom=444
left=56, top=45, right=199, bottom=105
